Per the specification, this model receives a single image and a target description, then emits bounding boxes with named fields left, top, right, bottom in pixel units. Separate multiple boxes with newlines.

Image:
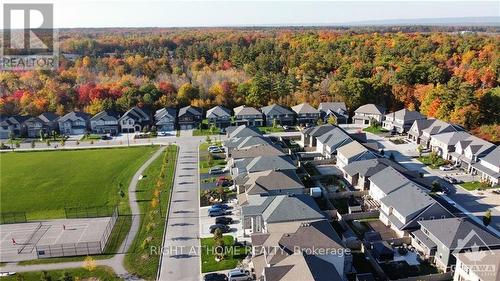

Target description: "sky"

left=2, top=0, right=499, bottom=28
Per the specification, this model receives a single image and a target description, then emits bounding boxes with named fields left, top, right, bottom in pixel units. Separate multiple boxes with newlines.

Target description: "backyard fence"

left=65, top=205, right=119, bottom=219
left=36, top=207, right=119, bottom=259
left=1, top=212, right=27, bottom=224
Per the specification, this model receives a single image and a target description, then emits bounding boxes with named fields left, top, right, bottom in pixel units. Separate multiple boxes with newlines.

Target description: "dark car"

left=212, top=203, right=230, bottom=210
left=101, top=135, right=112, bottom=140
left=209, top=224, right=230, bottom=233
left=204, top=273, right=228, bottom=281
left=215, top=216, right=233, bottom=225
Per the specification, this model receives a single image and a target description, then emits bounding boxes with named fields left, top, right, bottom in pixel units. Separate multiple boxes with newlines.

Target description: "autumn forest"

left=0, top=28, right=499, bottom=141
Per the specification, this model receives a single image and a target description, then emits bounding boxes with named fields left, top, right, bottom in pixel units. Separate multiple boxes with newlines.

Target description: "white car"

left=228, top=269, right=252, bottom=281
left=439, top=165, right=453, bottom=171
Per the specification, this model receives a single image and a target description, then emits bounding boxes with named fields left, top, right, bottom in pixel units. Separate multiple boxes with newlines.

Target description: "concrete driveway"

left=199, top=205, right=242, bottom=239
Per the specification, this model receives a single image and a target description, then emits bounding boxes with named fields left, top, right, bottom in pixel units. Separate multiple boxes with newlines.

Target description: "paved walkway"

left=2, top=146, right=167, bottom=278
left=158, top=136, right=203, bottom=281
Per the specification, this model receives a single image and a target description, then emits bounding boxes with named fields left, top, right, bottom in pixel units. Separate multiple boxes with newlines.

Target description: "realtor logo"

left=1, top=3, right=58, bottom=70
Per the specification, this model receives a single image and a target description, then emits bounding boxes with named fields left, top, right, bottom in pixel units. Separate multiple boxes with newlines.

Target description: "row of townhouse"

left=406, top=117, right=499, bottom=186
left=299, top=122, right=500, bottom=275
left=222, top=125, right=353, bottom=281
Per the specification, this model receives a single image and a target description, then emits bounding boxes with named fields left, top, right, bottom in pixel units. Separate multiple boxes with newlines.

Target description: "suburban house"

left=417, top=119, right=464, bottom=148
left=448, top=134, right=496, bottom=172
left=237, top=169, right=305, bottom=199
left=23, top=117, right=46, bottom=138
left=291, top=103, right=320, bottom=125
left=343, top=159, right=408, bottom=191
left=177, top=105, right=202, bottom=130
left=411, top=218, right=500, bottom=271
left=118, top=106, right=151, bottom=133
left=378, top=183, right=453, bottom=237
left=261, top=104, right=295, bottom=126
left=206, top=105, right=232, bottom=128
left=336, top=141, right=376, bottom=170
left=154, top=107, right=177, bottom=132
left=318, top=102, right=348, bottom=124
left=406, top=119, right=436, bottom=144
left=453, top=249, right=500, bottom=281
left=368, top=166, right=417, bottom=201
left=352, top=104, right=386, bottom=126
left=382, top=108, right=426, bottom=133
left=251, top=220, right=348, bottom=281
left=227, top=125, right=262, bottom=139
left=230, top=144, right=285, bottom=161
left=38, top=112, right=60, bottom=133
left=316, top=126, right=353, bottom=159
left=0, top=116, right=29, bottom=139
left=231, top=155, right=296, bottom=179
left=58, top=111, right=90, bottom=135
left=429, top=131, right=471, bottom=159
left=233, top=105, right=264, bottom=127
left=301, top=124, right=336, bottom=147
left=224, top=136, right=272, bottom=157
left=241, top=194, right=325, bottom=235
left=90, top=111, right=120, bottom=135
left=471, top=146, right=500, bottom=186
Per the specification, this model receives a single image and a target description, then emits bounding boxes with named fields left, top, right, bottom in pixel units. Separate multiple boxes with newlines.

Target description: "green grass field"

left=2, top=266, right=120, bottom=281
left=0, top=146, right=158, bottom=220
left=201, top=235, right=250, bottom=273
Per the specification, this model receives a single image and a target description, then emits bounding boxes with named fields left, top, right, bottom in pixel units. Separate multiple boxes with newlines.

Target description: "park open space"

left=0, top=147, right=159, bottom=220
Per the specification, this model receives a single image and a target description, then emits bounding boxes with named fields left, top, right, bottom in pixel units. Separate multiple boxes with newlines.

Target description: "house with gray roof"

left=411, top=218, right=500, bottom=271
left=206, top=105, right=231, bottom=128
left=233, top=105, right=264, bottom=126
left=239, top=170, right=304, bottom=197
left=382, top=108, right=426, bottom=133
left=90, top=111, right=120, bottom=135
left=448, top=134, right=496, bottom=172
left=231, top=155, right=296, bottom=179
left=352, top=104, right=386, bottom=126
left=453, top=249, right=500, bottom=281
left=344, top=158, right=408, bottom=191
left=291, top=103, right=320, bottom=125
left=23, top=113, right=59, bottom=138
left=316, top=126, right=353, bottom=159
left=429, top=131, right=472, bottom=159
left=368, top=166, right=413, bottom=201
left=230, top=144, right=285, bottom=160
left=471, top=146, right=500, bottom=186
left=0, top=115, right=29, bottom=139
left=227, top=125, right=262, bottom=139
left=118, top=106, right=151, bottom=133
left=336, top=141, right=376, bottom=169
left=318, top=102, right=348, bottom=124
left=224, top=135, right=273, bottom=157
left=58, top=111, right=90, bottom=135
left=251, top=220, right=347, bottom=281
left=418, top=119, right=464, bottom=148
left=261, top=104, right=295, bottom=126
left=38, top=112, right=60, bottom=133
left=177, top=105, right=202, bottom=130
left=379, top=183, right=453, bottom=237
left=241, top=194, right=325, bottom=235
left=154, top=107, right=177, bottom=132
left=301, top=124, right=336, bottom=147
left=406, top=119, right=436, bottom=144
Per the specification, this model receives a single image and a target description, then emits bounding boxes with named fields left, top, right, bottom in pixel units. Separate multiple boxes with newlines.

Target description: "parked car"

left=212, top=203, right=230, bottom=210
left=209, top=223, right=230, bottom=233
left=228, top=269, right=252, bottom=281
left=444, top=176, right=460, bottom=184
left=158, top=131, right=170, bottom=136
left=209, top=166, right=225, bottom=175
left=204, top=273, right=228, bottom=281
left=209, top=147, right=223, bottom=153
left=215, top=216, right=233, bottom=225
left=439, top=165, right=454, bottom=171
left=208, top=207, right=227, bottom=217
left=216, top=177, right=233, bottom=187
left=101, top=134, right=112, bottom=140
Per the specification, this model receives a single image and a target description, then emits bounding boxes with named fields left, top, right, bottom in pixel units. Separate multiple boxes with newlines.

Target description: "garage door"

left=73, top=128, right=85, bottom=135
left=180, top=124, right=192, bottom=130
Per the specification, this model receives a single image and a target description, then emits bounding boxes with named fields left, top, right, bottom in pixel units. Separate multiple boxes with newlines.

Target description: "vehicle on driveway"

left=444, top=176, right=461, bottom=184
left=209, top=166, right=225, bottom=175
left=209, top=147, right=223, bottom=153
left=439, top=165, right=454, bottom=171
left=215, top=216, right=233, bottom=225
left=209, top=223, right=231, bottom=233
left=204, top=273, right=228, bottom=281
left=228, top=269, right=252, bottom=281
left=208, top=207, right=228, bottom=217
left=212, top=203, right=230, bottom=210
left=216, top=177, right=233, bottom=187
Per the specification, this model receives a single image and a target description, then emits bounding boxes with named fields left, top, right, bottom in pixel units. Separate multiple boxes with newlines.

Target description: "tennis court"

left=0, top=216, right=115, bottom=262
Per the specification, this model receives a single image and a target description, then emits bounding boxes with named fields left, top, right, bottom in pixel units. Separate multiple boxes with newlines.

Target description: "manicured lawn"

left=363, top=125, right=387, bottom=134
left=199, top=142, right=226, bottom=174
left=418, top=155, right=446, bottom=169
left=201, top=235, right=250, bottom=273
left=193, top=128, right=222, bottom=136
left=0, top=146, right=158, bottom=220
left=2, top=266, right=120, bottom=281
left=460, top=181, right=491, bottom=191
left=258, top=126, right=283, bottom=133
left=125, top=145, right=178, bottom=280
left=80, top=134, right=103, bottom=141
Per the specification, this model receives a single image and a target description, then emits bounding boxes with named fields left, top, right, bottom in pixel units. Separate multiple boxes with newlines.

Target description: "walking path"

left=158, top=134, right=204, bottom=281
left=2, top=146, right=167, bottom=278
